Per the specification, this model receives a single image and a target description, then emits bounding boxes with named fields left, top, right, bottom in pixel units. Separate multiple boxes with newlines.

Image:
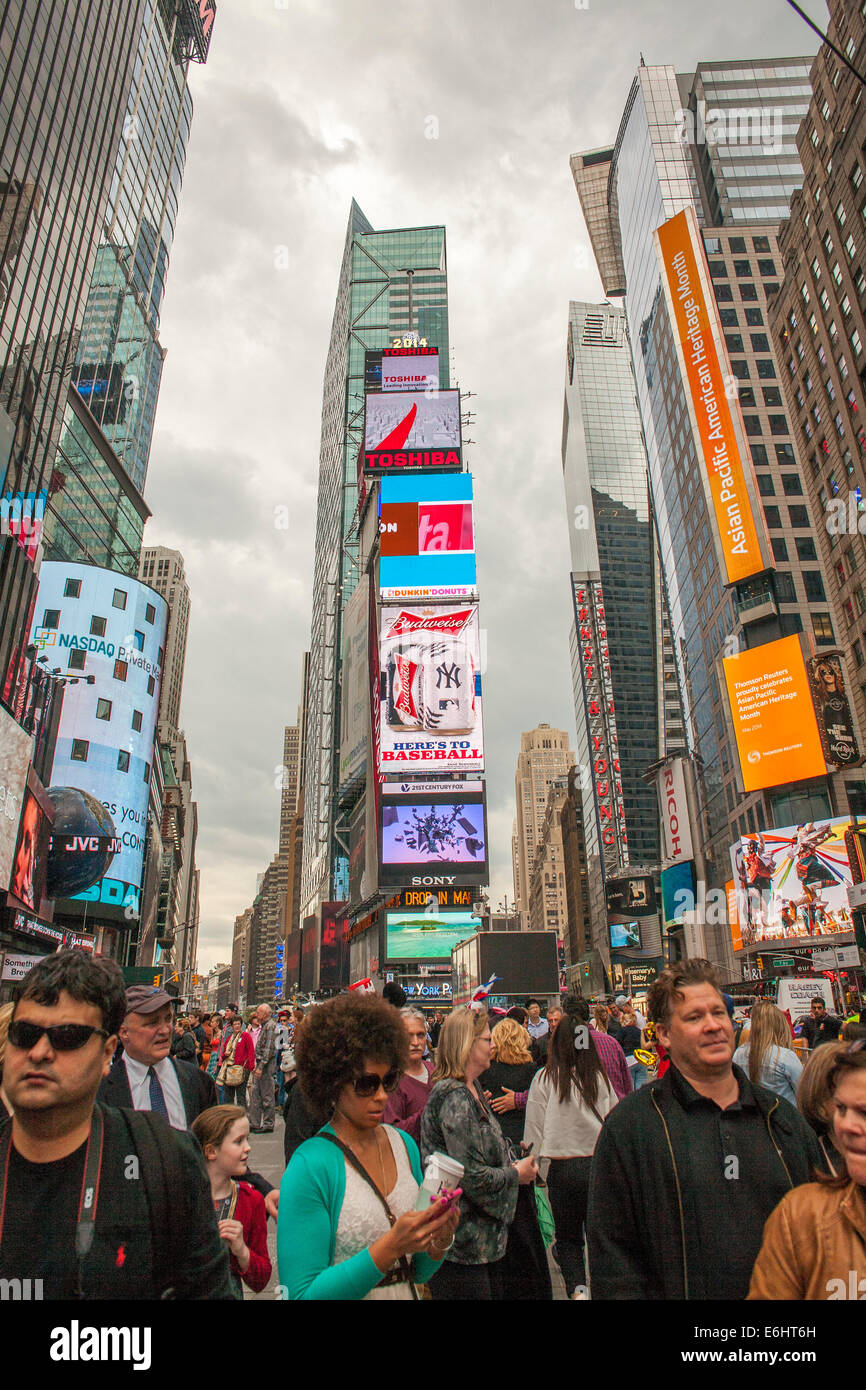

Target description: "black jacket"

left=98, top=1053, right=217, bottom=1124
left=0, top=1105, right=236, bottom=1300
left=801, top=1014, right=842, bottom=1048
left=586, top=1063, right=824, bottom=1300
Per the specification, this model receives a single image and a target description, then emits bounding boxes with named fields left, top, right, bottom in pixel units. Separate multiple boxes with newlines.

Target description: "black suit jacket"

left=98, top=1053, right=217, bottom=1126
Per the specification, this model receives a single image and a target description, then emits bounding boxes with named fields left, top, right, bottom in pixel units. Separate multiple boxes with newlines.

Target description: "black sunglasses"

left=8, top=1020, right=110, bottom=1052
left=352, top=1068, right=400, bottom=1098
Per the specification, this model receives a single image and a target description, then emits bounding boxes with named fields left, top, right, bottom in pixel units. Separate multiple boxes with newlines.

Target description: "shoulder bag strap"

left=320, top=1131, right=418, bottom=1296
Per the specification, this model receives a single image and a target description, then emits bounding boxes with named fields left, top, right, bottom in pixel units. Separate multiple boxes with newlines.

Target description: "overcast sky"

left=144, top=0, right=820, bottom=974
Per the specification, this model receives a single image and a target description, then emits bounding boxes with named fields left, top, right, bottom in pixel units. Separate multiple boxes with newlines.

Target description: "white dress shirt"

left=122, top=1052, right=188, bottom=1131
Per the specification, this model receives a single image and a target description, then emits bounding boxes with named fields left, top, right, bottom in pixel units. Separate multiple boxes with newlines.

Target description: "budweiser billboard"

left=656, top=757, right=694, bottom=865
left=377, top=605, right=484, bottom=774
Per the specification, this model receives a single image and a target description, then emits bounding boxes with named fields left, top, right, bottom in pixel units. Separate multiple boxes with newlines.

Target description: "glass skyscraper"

left=301, top=203, right=449, bottom=918
left=44, top=0, right=203, bottom=578
left=0, top=0, right=147, bottom=701
left=563, top=301, right=684, bottom=957
left=571, top=56, right=863, bottom=973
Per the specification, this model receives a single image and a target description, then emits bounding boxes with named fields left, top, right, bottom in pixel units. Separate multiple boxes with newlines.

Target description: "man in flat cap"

left=97, top=983, right=217, bottom=1128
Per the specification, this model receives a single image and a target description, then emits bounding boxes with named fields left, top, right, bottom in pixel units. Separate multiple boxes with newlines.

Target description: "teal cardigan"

left=277, top=1123, right=443, bottom=1299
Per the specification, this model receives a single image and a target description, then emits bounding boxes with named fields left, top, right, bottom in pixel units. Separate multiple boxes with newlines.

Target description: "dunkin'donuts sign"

left=722, top=635, right=827, bottom=792
left=655, top=208, right=766, bottom=585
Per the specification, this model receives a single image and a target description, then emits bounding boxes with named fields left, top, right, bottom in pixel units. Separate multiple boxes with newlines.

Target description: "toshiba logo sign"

left=656, top=758, right=694, bottom=864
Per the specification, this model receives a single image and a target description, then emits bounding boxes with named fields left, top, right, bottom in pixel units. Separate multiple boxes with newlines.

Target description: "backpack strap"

left=118, top=1108, right=187, bottom=1299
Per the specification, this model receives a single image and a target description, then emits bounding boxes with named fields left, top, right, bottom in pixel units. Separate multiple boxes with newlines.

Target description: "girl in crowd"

left=733, top=999, right=803, bottom=1105
left=523, top=1000, right=619, bottom=1298
left=192, top=1105, right=272, bottom=1297
left=421, top=1008, right=538, bottom=1301
left=750, top=1041, right=866, bottom=1298
left=278, top=993, right=458, bottom=1300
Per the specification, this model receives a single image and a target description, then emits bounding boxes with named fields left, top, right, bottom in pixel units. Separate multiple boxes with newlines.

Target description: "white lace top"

left=333, top=1124, right=421, bottom=1301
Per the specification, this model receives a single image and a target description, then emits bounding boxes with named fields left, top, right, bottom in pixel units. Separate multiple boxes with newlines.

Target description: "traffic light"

left=582, top=962, right=590, bottom=979
left=756, top=956, right=764, bottom=973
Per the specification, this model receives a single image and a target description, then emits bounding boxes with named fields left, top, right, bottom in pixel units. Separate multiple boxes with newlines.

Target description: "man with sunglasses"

left=0, top=950, right=235, bottom=1299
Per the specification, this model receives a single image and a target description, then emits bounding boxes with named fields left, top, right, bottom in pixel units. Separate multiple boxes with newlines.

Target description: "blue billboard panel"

left=31, top=562, right=168, bottom=916
left=379, top=473, right=477, bottom=600
left=661, top=860, right=696, bottom=927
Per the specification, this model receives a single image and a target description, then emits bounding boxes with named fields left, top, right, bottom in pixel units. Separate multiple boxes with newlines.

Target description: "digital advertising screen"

left=807, top=653, right=861, bottom=769
left=9, top=786, right=51, bottom=913
left=379, top=787, right=488, bottom=888
left=723, top=634, right=827, bottom=793
left=661, top=860, right=697, bottom=927
left=609, top=920, right=642, bottom=950
left=385, top=908, right=480, bottom=962
left=378, top=605, right=484, bottom=773
left=364, top=346, right=439, bottom=393
left=364, top=389, right=461, bottom=474
left=0, top=703, right=34, bottom=892
left=730, top=815, right=854, bottom=948
left=30, top=562, right=168, bottom=916
left=606, top=875, right=657, bottom=917
left=379, top=473, right=476, bottom=600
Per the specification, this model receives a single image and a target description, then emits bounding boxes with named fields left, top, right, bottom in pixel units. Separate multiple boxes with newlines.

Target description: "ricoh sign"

left=656, top=758, right=694, bottom=864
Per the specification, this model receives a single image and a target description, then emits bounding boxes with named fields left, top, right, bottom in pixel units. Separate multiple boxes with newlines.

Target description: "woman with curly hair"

left=277, top=993, right=458, bottom=1300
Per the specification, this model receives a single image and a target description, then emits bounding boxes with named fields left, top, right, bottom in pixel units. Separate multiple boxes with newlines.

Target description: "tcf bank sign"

left=574, top=578, right=628, bottom=871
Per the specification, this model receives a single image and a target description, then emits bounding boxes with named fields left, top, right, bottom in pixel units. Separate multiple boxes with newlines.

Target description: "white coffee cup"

left=415, top=1151, right=465, bottom=1211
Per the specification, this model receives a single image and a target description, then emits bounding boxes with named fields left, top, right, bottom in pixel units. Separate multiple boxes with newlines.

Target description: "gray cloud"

left=145, top=0, right=818, bottom=970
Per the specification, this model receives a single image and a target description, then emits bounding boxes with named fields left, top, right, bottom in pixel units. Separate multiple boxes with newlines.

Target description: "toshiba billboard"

left=655, top=757, right=694, bottom=864
left=655, top=208, right=766, bottom=585
left=722, top=634, right=827, bottom=792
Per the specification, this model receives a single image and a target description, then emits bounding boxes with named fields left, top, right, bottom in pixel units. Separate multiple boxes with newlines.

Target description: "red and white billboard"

left=365, top=347, right=440, bottom=393
left=378, top=605, right=484, bottom=773
left=655, top=756, right=694, bottom=864
left=571, top=577, right=628, bottom=870
left=364, top=389, right=461, bottom=474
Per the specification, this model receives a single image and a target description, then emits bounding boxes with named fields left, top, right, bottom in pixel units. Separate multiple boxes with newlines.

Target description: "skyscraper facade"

left=301, top=203, right=449, bottom=920
left=770, top=0, right=866, bottom=773
left=139, top=545, right=190, bottom=737
left=513, top=725, right=575, bottom=928
left=571, top=57, right=861, bottom=974
left=562, top=300, right=685, bottom=955
left=0, top=0, right=147, bottom=699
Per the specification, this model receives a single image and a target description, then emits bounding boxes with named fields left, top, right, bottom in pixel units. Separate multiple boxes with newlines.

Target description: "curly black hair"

left=294, top=993, right=409, bottom=1123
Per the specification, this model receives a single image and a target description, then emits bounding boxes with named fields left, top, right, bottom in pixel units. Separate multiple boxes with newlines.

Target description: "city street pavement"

left=246, top=1113, right=569, bottom=1300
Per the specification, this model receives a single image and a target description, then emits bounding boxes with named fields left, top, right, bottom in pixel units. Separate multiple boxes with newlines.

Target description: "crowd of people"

left=1, top=948, right=865, bottom=1304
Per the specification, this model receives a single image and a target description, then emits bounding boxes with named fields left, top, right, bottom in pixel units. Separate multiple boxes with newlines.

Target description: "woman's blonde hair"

left=491, top=1017, right=532, bottom=1066
left=593, top=1005, right=609, bottom=1033
left=0, top=1001, right=13, bottom=1073
left=745, top=1000, right=792, bottom=1085
left=432, top=1008, right=489, bottom=1082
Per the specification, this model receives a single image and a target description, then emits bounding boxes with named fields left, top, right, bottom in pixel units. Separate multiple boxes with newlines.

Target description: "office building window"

left=114, top=659, right=128, bottom=682
left=145, top=603, right=156, bottom=624
left=132, top=710, right=143, bottom=732
left=90, top=616, right=107, bottom=637
left=117, top=751, right=130, bottom=774
left=112, top=589, right=127, bottom=610
left=42, top=609, right=60, bottom=629
left=772, top=538, right=789, bottom=562
left=71, top=740, right=89, bottom=762
left=69, top=649, right=86, bottom=671
left=96, top=698, right=112, bottom=721
left=63, top=580, right=81, bottom=598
